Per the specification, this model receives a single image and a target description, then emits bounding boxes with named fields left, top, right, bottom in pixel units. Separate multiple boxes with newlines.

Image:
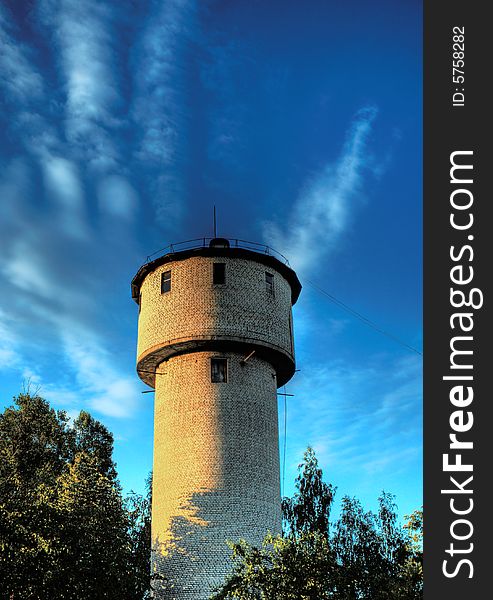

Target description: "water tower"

left=131, top=238, right=301, bottom=599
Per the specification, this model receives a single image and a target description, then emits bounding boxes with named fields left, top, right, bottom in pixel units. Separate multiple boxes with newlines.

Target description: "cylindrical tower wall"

left=152, top=350, right=281, bottom=599
left=136, top=255, right=295, bottom=386
left=132, top=245, right=301, bottom=598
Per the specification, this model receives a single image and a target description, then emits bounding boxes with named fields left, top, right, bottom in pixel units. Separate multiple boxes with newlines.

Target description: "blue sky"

left=1, top=0, right=422, bottom=518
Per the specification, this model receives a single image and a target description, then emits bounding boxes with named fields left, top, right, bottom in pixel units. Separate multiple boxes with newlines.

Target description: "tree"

left=0, top=392, right=151, bottom=600
left=282, top=447, right=336, bottom=538
left=213, top=447, right=423, bottom=600
left=331, top=493, right=411, bottom=599
left=0, top=393, right=72, bottom=597
left=126, top=473, right=153, bottom=599
left=72, top=410, right=117, bottom=480
left=55, top=452, right=134, bottom=599
left=213, top=533, right=337, bottom=600
left=396, top=509, right=423, bottom=599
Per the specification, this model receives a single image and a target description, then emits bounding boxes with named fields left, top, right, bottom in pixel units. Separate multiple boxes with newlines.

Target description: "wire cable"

left=303, top=277, right=422, bottom=356
left=281, top=384, right=288, bottom=498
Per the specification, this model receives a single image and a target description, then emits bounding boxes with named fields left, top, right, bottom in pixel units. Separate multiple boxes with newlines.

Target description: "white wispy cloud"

left=0, top=309, right=22, bottom=370
left=40, top=0, right=122, bottom=171
left=42, top=156, right=83, bottom=209
left=284, top=354, right=422, bottom=479
left=0, top=268, right=140, bottom=419
left=130, top=0, right=197, bottom=224
left=15, top=0, right=141, bottom=223
left=97, top=175, right=138, bottom=220
left=132, top=0, right=195, bottom=165
left=41, top=156, right=90, bottom=239
left=60, top=331, right=140, bottom=419
left=264, top=106, right=378, bottom=274
left=0, top=7, right=60, bottom=162
left=0, top=3, right=142, bottom=418
left=4, top=249, right=53, bottom=301
left=3, top=333, right=139, bottom=419
left=0, top=9, right=93, bottom=237
left=3, top=0, right=186, bottom=226
left=0, top=6, right=44, bottom=103
left=0, top=155, right=141, bottom=419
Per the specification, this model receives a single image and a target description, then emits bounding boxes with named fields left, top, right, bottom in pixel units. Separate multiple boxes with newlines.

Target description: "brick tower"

left=131, top=238, right=301, bottom=599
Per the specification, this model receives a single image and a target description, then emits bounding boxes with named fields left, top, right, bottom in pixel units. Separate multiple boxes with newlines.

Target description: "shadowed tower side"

left=131, top=238, right=301, bottom=599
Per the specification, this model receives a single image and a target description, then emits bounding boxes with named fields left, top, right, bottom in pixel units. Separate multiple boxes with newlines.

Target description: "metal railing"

left=145, top=237, right=291, bottom=266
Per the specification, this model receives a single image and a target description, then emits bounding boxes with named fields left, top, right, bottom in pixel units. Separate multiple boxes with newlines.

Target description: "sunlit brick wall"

left=151, top=351, right=281, bottom=598
left=134, top=250, right=297, bottom=599
left=137, top=256, right=294, bottom=365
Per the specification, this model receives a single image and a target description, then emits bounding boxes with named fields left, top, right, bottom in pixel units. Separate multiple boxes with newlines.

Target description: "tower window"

left=265, top=272, right=274, bottom=295
left=213, top=263, right=226, bottom=285
left=161, top=270, right=171, bottom=294
left=211, top=358, right=227, bottom=383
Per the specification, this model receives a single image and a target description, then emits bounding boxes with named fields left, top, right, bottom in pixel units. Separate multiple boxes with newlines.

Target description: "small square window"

left=213, top=263, right=226, bottom=285
left=161, top=270, right=171, bottom=294
left=265, top=272, right=274, bottom=295
left=211, top=358, right=227, bottom=383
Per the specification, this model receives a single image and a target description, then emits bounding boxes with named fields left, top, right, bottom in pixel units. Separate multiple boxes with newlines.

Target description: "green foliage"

left=125, top=474, right=154, bottom=599
left=72, top=410, right=117, bottom=480
left=0, top=393, right=72, bottom=597
left=282, top=447, right=336, bottom=538
left=398, top=509, right=423, bottom=598
left=213, top=533, right=337, bottom=600
left=0, top=392, right=151, bottom=600
left=1, top=394, right=422, bottom=600
left=213, top=448, right=423, bottom=600
left=54, top=452, right=132, bottom=598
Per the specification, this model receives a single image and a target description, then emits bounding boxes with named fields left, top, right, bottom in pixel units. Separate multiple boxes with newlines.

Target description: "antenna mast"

left=213, top=205, right=217, bottom=238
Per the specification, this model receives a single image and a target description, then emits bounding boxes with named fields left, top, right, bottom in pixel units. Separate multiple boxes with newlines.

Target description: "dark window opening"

left=265, top=272, right=274, bottom=295
left=211, top=358, right=227, bottom=383
left=161, top=270, right=171, bottom=294
left=213, top=263, right=226, bottom=285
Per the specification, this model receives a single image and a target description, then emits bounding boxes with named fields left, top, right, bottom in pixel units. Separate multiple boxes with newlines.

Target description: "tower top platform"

left=131, top=237, right=302, bottom=305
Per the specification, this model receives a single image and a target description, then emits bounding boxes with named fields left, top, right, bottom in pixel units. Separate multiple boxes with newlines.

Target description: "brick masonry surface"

left=135, top=252, right=296, bottom=599
left=137, top=256, right=294, bottom=369
left=152, top=352, right=281, bottom=599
